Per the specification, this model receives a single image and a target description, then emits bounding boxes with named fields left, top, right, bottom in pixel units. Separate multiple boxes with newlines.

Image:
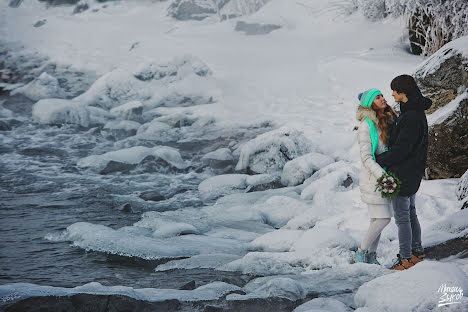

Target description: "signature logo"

left=438, top=284, right=463, bottom=307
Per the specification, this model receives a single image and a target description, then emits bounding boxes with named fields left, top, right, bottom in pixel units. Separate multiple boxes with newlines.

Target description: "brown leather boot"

left=410, top=252, right=425, bottom=264
left=389, top=254, right=414, bottom=270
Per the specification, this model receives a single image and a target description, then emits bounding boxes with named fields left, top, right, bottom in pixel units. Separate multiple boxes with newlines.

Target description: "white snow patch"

left=281, top=152, right=335, bottom=186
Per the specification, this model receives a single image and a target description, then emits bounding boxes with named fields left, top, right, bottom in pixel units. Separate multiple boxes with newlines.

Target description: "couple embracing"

left=354, top=74, right=432, bottom=270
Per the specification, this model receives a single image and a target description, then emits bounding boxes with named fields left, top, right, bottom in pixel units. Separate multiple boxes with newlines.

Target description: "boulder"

left=414, top=36, right=468, bottom=179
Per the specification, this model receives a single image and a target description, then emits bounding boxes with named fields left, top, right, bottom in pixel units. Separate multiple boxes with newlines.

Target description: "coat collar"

left=356, top=106, right=378, bottom=123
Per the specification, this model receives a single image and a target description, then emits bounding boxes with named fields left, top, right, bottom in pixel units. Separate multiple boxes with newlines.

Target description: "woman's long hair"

left=371, top=103, right=397, bottom=145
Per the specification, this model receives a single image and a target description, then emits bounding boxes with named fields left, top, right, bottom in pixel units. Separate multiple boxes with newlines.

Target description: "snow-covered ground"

left=1, top=0, right=467, bottom=310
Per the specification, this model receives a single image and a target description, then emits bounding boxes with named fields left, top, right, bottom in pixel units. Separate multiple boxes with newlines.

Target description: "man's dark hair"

left=390, top=74, right=419, bottom=95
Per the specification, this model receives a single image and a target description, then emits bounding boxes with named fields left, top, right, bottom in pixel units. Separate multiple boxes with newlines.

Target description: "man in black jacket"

left=375, top=75, right=432, bottom=270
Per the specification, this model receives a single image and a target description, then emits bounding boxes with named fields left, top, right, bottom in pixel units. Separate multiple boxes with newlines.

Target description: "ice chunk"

left=293, top=297, right=351, bottom=312
left=136, top=120, right=179, bottom=142
left=51, top=222, right=246, bottom=260
left=198, top=174, right=248, bottom=202
left=281, top=152, right=334, bottom=186
left=354, top=261, right=468, bottom=311
left=134, top=218, right=199, bottom=238
left=202, top=148, right=234, bottom=161
left=77, top=146, right=188, bottom=171
left=248, top=229, right=304, bottom=252
left=257, top=195, right=311, bottom=228
left=11, top=72, right=65, bottom=101
left=103, top=120, right=141, bottom=131
left=110, top=100, right=144, bottom=121
left=235, top=126, right=313, bottom=174
left=32, top=99, right=91, bottom=127
left=0, top=281, right=241, bottom=303
left=301, top=161, right=359, bottom=200
left=227, top=277, right=305, bottom=301
left=155, top=254, right=242, bottom=271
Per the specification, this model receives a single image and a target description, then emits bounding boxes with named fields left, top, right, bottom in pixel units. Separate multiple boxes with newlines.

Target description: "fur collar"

left=356, top=106, right=378, bottom=123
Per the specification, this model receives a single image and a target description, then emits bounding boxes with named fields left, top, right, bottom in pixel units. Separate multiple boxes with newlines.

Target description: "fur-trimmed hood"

left=356, top=106, right=378, bottom=123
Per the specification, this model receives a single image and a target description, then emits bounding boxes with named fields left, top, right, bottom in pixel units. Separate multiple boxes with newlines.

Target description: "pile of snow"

left=355, top=261, right=468, bottom=311
left=77, top=146, right=188, bottom=172
left=281, top=152, right=334, bottom=186
left=235, top=126, right=313, bottom=174
left=11, top=72, right=65, bottom=101
left=198, top=173, right=278, bottom=202
left=0, top=281, right=241, bottom=303
left=300, top=161, right=359, bottom=200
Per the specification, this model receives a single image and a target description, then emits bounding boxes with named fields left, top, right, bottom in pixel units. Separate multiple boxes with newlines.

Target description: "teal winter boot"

left=353, top=248, right=369, bottom=263
left=368, top=251, right=380, bottom=265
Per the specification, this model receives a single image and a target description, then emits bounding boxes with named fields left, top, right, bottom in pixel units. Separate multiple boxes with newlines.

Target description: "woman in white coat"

left=354, top=88, right=397, bottom=264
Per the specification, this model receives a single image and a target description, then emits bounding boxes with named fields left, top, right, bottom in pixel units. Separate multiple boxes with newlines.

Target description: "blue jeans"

left=392, top=194, right=423, bottom=259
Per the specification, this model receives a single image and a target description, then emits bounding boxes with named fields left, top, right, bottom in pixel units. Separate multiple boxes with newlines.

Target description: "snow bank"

left=76, top=55, right=219, bottom=111
left=355, top=261, right=468, bottom=311
left=0, top=281, right=241, bottom=304
left=235, top=126, right=313, bottom=174
left=77, top=146, right=188, bottom=171
left=301, top=161, right=359, bottom=200
left=227, top=276, right=305, bottom=301
left=248, top=229, right=304, bottom=252
left=11, top=72, right=65, bottom=101
left=281, top=152, right=334, bottom=186
left=425, top=209, right=468, bottom=246
left=257, top=195, right=311, bottom=229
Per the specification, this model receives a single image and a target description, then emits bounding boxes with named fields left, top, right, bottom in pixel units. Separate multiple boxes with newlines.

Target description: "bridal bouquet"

left=375, top=172, right=401, bottom=199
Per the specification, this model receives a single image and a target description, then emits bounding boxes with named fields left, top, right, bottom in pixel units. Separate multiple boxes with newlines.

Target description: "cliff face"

left=414, top=36, right=468, bottom=179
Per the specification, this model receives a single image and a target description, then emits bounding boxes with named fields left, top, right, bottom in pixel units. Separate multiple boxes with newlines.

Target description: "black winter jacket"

left=375, top=89, right=432, bottom=197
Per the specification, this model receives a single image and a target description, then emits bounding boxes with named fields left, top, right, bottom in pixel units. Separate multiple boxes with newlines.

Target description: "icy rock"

left=33, top=19, right=47, bottom=27
left=354, top=261, right=468, bottom=311
left=32, top=99, right=91, bottom=127
left=198, top=174, right=248, bottom=202
left=168, top=0, right=217, bottom=21
left=456, top=170, right=468, bottom=201
left=77, top=146, right=188, bottom=173
left=11, top=72, right=65, bottom=101
left=293, top=297, right=351, bottom=312
left=257, top=196, right=310, bottom=229
left=155, top=254, right=242, bottom=271
left=103, top=120, right=141, bottom=140
left=227, top=277, right=305, bottom=301
left=73, top=2, right=89, bottom=14
left=202, top=148, right=234, bottom=162
left=220, top=0, right=271, bottom=20
left=110, top=100, right=143, bottom=121
left=234, top=21, right=281, bottom=36
left=134, top=218, right=199, bottom=239
left=248, top=229, right=303, bottom=252
left=281, top=152, right=334, bottom=186
left=235, top=126, right=313, bottom=174
left=136, top=120, right=179, bottom=142
left=202, top=148, right=236, bottom=172
left=300, top=161, right=359, bottom=200
left=76, top=56, right=218, bottom=110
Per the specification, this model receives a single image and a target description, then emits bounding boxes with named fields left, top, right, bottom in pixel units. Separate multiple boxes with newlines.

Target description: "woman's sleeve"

left=358, top=121, right=386, bottom=179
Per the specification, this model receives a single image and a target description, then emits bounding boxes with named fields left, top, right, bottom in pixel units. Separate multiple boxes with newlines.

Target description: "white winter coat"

left=356, top=106, right=392, bottom=206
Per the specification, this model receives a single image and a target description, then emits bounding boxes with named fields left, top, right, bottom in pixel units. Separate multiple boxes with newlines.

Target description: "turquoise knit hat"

left=358, top=89, right=382, bottom=107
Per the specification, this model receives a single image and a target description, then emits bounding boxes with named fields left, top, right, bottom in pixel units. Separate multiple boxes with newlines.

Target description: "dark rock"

left=9, top=0, right=24, bottom=8
left=0, top=120, right=11, bottom=131
left=426, top=98, right=467, bottom=179
left=99, top=161, right=137, bottom=175
left=38, top=0, right=80, bottom=5
left=168, top=0, right=217, bottom=21
left=247, top=180, right=284, bottom=192
left=121, top=203, right=133, bottom=213
left=179, top=280, right=196, bottom=290
left=2, top=294, right=181, bottom=312
left=33, top=20, right=47, bottom=27
left=2, top=93, right=34, bottom=115
left=463, top=201, right=467, bottom=210
left=235, top=22, right=281, bottom=36
left=425, top=237, right=468, bottom=260
left=139, top=190, right=166, bottom=202
left=73, top=3, right=89, bottom=14
left=341, top=175, right=353, bottom=188
left=135, top=155, right=187, bottom=174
